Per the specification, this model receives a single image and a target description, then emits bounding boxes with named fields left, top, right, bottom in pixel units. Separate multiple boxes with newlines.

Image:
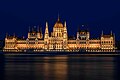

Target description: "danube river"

left=0, top=53, right=120, bottom=80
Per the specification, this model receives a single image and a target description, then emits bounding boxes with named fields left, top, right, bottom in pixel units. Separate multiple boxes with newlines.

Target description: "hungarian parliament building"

left=3, top=17, right=116, bottom=52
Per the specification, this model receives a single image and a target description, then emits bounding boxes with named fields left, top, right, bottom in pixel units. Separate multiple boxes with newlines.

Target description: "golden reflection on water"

left=3, top=56, right=118, bottom=80
left=43, top=56, right=68, bottom=80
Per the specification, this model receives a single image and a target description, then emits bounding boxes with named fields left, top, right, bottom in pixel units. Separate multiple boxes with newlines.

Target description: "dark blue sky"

left=0, top=0, right=120, bottom=40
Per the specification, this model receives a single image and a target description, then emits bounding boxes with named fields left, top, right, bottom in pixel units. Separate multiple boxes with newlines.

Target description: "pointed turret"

left=57, top=13, right=60, bottom=21
left=101, top=30, right=104, bottom=36
left=64, top=21, right=67, bottom=32
left=63, top=21, right=68, bottom=49
left=64, top=21, right=66, bottom=28
left=44, top=22, right=49, bottom=49
left=37, top=26, right=41, bottom=39
left=114, top=33, right=115, bottom=39
left=44, top=22, right=49, bottom=39
left=28, top=27, right=31, bottom=39
left=37, top=26, right=40, bottom=32
left=111, top=30, right=113, bottom=36
left=29, top=26, right=31, bottom=32
left=32, top=27, right=34, bottom=32
left=77, top=26, right=80, bottom=39
left=6, top=33, right=8, bottom=38
left=40, top=27, right=43, bottom=39
left=13, top=33, right=15, bottom=38
left=45, top=22, right=49, bottom=33
left=63, top=21, right=67, bottom=38
left=40, top=27, right=42, bottom=33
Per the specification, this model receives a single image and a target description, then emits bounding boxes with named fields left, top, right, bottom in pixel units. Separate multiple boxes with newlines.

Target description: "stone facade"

left=4, top=17, right=116, bottom=52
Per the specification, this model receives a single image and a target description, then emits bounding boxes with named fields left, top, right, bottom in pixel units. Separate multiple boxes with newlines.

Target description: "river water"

left=0, top=53, right=120, bottom=80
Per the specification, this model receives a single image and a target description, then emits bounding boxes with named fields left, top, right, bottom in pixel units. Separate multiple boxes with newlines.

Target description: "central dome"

left=54, top=17, right=64, bottom=28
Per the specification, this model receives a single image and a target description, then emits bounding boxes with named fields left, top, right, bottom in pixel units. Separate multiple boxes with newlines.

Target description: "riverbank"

left=2, top=52, right=120, bottom=57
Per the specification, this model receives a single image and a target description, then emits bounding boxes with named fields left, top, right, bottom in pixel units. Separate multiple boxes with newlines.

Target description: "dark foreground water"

left=0, top=53, right=120, bottom=80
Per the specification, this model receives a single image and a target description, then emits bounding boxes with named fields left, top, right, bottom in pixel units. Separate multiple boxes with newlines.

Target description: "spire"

left=46, top=22, right=48, bottom=28
left=40, top=27, right=42, bottom=33
left=64, top=21, right=66, bottom=27
left=63, top=21, right=68, bottom=39
left=6, top=33, right=8, bottom=38
left=111, top=30, right=113, bottom=35
left=23, top=36, right=25, bottom=39
left=37, top=26, right=39, bottom=32
left=44, top=21, right=49, bottom=39
left=58, top=13, right=60, bottom=21
left=29, top=26, right=30, bottom=32
left=64, top=21, right=67, bottom=32
left=13, top=33, right=15, bottom=38
left=114, top=33, right=115, bottom=40
left=102, top=30, right=103, bottom=36
left=32, top=27, right=34, bottom=32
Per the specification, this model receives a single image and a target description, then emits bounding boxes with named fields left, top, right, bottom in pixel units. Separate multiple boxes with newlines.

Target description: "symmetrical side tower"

left=4, top=34, right=17, bottom=49
left=28, top=26, right=43, bottom=39
left=44, top=22, right=49, bottom=49
left=101, top=31, right=115, bottom=50
left=77, top=28, right=90, bottom=40
left=63, top=21, right=68, bottom=49
left=76, top=27, right=90, bottom=49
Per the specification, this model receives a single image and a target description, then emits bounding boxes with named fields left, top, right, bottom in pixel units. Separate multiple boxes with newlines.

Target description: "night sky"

left=0, top=0, right=120, bottom=40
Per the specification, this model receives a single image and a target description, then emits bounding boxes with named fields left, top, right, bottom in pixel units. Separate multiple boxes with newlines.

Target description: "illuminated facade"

left=4, top=17, right=116, bottom=52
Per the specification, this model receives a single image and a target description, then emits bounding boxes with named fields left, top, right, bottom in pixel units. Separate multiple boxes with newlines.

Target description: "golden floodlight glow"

left=4, top=17, right=116, bottom=52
